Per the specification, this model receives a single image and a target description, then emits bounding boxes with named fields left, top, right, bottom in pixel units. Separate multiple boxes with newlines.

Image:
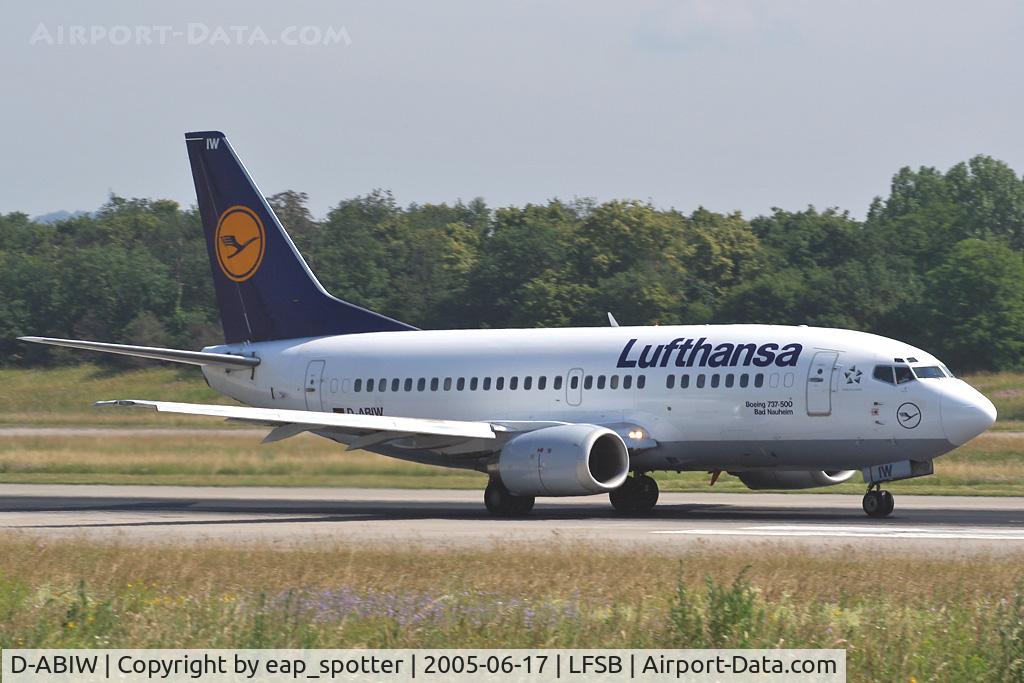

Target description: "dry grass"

left=0, top=536, right=1016, bottom=609
left=1, top=430, right=1023, bottom=495
left=0, top=535, right=1021, bottom=681
left=965, top=371, right=1024, bottom=425
left=0, top=432, right=486, bottom=488
left=0, top=364, right=230, bottom=426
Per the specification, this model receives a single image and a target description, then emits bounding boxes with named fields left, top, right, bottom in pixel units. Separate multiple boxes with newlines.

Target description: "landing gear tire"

left=863, top=488, right=894, bottom=518
left=509, top=495, right=535, bottom=515
left=879, top=489, right=895, bottom=516
left=484, top=479, right=535, bottom=517
left=610, top=473, right=660, bottom=514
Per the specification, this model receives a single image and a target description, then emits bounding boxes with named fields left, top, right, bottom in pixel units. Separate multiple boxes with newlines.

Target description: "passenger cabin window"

left=584, top=375, right=593, bottom=390
left=393, top=379, right=401, bottom=392
left=354, top=379, right=362, bottom=392
left=404, top=378, right=413, bottom=392
left=873, top=366, right=895, bottom=384
left=710, top=374, right=720, bottom=388
left=666, top=375, right=675, bottom=389
left=523, top=377, right=532, bottom=390
left=623, top=375, right=633, bottom=389
left=483, top=377, right=492, bottom=390
left=470, top=377, right=479, bottom=390
left=725, top=374, right=735, bottom=388
left=739, top=373, right=749, bottom=388
left=637, top=375, right=646, bottom=389
left=597, top=375, right=606, bottom=389
left=379, top=378, right=386, bottom=392
left=913, top=366, right=944, bottom=379
left=366, top=379, right=375, bottom=392
left=538, top=376, right=547, bottom=390
left=610, top=375, right=619, bottom=389
left=496, top=377, right=505, bottom=390
left=681, top=374, right=690, bottom=388
left=554, top=376, right=563, bottom=390
left=754, top=373, right=764, bottom=388
left=417, top=378, right=426, bottom=391
left=430, top=378, right=439, bottom=391
left=444, top=377, right=452, bottom=391
left=510, top=377, right=519, bottom=390
left=457, top=377, right=466, bottom=390
left=696, top=374, right=706, bottom=388
left=569, top=376, right=578, bottom=390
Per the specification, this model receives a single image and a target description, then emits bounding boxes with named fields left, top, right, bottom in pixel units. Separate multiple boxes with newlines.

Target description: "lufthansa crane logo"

left=215, top=206, right=266, bottom=282
left=897, top=402, right=921, bottom=429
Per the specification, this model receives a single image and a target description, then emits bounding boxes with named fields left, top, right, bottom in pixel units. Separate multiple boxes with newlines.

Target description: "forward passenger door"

left=806, top=352, right=838, bottom=416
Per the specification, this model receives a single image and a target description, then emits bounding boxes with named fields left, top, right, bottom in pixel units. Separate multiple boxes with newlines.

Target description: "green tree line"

left=3, top=155, right=1024, bottom=372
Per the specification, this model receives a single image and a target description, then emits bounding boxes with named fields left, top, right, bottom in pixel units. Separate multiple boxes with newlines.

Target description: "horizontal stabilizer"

left=96, top=399, right=497, bottom=441
left=18, top=337, right=259, bottom=368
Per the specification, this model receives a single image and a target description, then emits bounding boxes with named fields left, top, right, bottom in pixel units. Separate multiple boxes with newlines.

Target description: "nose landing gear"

left=863, top=484, right=894, bottom=518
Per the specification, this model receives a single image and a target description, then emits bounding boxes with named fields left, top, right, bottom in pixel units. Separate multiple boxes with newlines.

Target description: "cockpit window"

left=913, top=366, right=945, bottom=379
left=894, top=365, right=915, bottom=384
left=872, top=365, right=895, bottom=384
left=941, top=364, right=954, bottom=378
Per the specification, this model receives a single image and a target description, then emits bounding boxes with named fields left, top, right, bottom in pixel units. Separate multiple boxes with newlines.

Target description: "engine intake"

left=733, top=469, right=856, bottom=490
left=496, top=424, right=630, bottom=496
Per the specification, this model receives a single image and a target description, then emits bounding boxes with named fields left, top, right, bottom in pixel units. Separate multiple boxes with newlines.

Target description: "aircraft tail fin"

left=184, top=131, right=416, bottom=344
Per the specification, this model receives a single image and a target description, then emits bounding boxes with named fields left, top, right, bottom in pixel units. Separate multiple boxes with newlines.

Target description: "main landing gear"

left=609, top=473, right=660, bottom=514
left=863, top=484, right=895, bottom=518
left=484, top=479, right=535, bottom=516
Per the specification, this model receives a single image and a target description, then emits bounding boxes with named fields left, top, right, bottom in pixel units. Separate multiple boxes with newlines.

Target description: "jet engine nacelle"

left=496, top=424, right=630, bottom=496
left=734, top=469, right=857, bottom=490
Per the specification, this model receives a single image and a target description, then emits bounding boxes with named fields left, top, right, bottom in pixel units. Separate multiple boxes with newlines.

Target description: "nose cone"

left=942, top=385, right=997, bottom=446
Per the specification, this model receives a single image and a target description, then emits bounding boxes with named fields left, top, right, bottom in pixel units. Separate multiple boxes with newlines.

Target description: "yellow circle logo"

left=215, top=206, right=266, bottom=282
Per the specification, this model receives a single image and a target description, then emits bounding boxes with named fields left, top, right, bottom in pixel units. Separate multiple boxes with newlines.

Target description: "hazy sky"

left=3, top=1, right=1022, bottom=219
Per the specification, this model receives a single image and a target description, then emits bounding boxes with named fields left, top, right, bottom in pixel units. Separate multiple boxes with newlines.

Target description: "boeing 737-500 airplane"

left=21, top=131, right=998, bottom=518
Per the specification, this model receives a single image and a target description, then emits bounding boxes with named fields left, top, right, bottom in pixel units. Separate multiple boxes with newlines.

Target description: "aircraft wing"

left=97, top=400, right=498, bottom=443
left=96, top=400, right=656, bottom=465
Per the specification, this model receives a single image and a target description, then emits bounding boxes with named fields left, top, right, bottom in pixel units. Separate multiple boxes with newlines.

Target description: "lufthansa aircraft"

left=21, top=131, right=998, bottom=518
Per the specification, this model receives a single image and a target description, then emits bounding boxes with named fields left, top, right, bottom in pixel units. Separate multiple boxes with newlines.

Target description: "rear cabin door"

left=566, top=368, right=583, bottom=406
left=806, top=351, right=838, bottom=416
left=304, top=360, right=326, bottom=411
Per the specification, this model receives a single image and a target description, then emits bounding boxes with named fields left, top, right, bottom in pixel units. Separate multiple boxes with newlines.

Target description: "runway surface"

left=2, top=484, right=1024, bottom=553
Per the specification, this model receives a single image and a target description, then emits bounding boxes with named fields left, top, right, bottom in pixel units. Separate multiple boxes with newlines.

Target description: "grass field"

left=0, top=536, right=1020, bottom=681
left=966, top=372, right=1024, bottom=431
left=2, top=430, right=1024, bottom=496
left=0, top=365, right=1023, bottom=494
left=0, top=365, right=230, bottom=426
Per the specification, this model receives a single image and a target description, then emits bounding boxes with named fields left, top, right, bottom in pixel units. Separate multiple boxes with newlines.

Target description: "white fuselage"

left=202, top=324, right=996, bottom=473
